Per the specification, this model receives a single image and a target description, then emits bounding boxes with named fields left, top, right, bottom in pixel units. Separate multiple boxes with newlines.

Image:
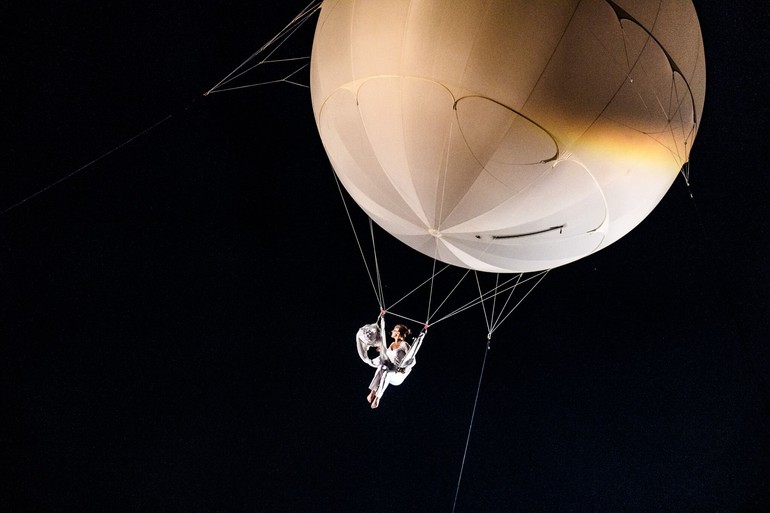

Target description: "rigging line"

left=573, top=20, right=648, bottom=151
left=474, top=271, right=502, bottom=331
left=425, top=267, right=473, bottom=325
left=681, top=161, right=707, bottom=243
left=282, top=61, right=312, bottom=84
left=585, top=5, right=689, bottom=165
left=282, top=80, right=311, bottom=90
left=260, top=56, right=311, bottom=65
left=481, top=273, right=542, bottom=301
left=490, top=273, right=501, bottom=327
left=436, top=272, right=538, bottom=324
left=519, top=1, right=582, bottom=113
left=612, top=6, right=697, bottom=163
left=434, top=289, right=501, bottom=328
left=424, top=252, right=441, bottom=324
left=281, top=80, right=310, bottom=89
left=206, top=80, right=295, bottom=94
left=671, top=75, right=693, bottom=164
left=662, top=80, right=685, bottom=168
left=489, top=273, right=523, bottom=334
left=470, top=272, right=517, bottom=333
left=206, top=26, right=289, bottom=94
left=245, top=2, right=319, bottom=62
left=210, top=62, right=312, bottom=94
left=491, top=270, right=550, bottom=333
left=208, top=54, right=309, bottom=93
left=432, top=271, right=548, bottom=327
left=205, top=0, right=321, bottom=95
left=680, top=161, right=693, bottom=196
left=213, top=1, right=319, bottom=90
left=385, top=311, right=427, bottom=327
left=1, top=114, right=173, bottom=217
left=474, top=271, right=493, bottom=335
left=386, top=263, right=454, bottom=313
left=431, top=301, right=482, bottom=327
left=582, top=1, right=698, bottom=176
left=215, top=17, right=313, bottom=90
left=369, top=217, right=385, bottom=308
left=431, top=287, right=494, bottom=326
left=451, top=336, right=491, bottom=513
left=330, top=169, right=382, bottom=308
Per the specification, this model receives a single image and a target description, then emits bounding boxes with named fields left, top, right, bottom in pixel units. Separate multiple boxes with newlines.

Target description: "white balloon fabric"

left=310, top=0, right=706, bottom=272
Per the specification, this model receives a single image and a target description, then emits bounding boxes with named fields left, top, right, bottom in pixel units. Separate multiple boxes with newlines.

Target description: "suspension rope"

left=424, top=252, right=440, bottom=325
left=386, top=263, right=454, bottom=315
left=476, top=271, right=510, bottom=335
left=330, top=168, right=383, bottom=309
left=451, top=335, right=492, bottom=513
left=369, top=217, right=386, bottom=310
left=489, top=270, right=549, bottom=334
left=429, top=271, right=549, bottom=327
left=207, top=62, right=311, bottom=93
left=489, top=272, right=520, bottom=332
left=205, top=1, right=322, bottom=95
left=424, top=267, right=473, bottom=323
left=681, top=156, right=690, bottom=185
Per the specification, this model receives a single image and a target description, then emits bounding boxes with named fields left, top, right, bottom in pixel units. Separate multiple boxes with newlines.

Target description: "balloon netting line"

left=579, top=4, right=697, bottom=171
left=205, top=1, right=321, bottom=95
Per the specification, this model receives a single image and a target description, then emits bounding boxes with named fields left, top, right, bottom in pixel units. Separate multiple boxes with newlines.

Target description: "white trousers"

left=369, top=365, right=408, bottom=398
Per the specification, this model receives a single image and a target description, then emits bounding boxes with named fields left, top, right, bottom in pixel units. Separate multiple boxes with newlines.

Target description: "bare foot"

left=366, top=390, right=375, bottom=404
left=371, top=396, right=380, bottom=409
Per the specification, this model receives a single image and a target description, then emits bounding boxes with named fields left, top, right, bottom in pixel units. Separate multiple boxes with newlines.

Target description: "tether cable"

left=451, top=336, right=491, bottom=513
left=1, top=114, right=173, bottom=217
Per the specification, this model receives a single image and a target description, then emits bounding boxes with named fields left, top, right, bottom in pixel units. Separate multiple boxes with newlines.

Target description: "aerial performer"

left=356, top=318, right=425, bottom=408
left=311, top=0, right=705, bottom=405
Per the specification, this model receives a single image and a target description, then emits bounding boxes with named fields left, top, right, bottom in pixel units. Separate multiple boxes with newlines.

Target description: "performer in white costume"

left=356, top=319, right=423, bottom=409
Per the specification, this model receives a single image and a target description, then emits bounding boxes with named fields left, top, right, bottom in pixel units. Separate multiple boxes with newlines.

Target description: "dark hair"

left=393, top=324, right=411, bottom=339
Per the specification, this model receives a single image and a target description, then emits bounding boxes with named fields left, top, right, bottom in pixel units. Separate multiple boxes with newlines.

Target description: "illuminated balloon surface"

left=310, top=0, right=705, bottom=272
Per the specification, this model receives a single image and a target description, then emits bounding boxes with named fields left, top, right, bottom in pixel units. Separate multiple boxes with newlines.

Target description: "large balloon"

left=310, top=0, right=706, bottom=272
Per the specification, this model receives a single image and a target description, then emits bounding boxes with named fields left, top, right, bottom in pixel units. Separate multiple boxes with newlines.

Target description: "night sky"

left=3, top=2, right=769, bottom=512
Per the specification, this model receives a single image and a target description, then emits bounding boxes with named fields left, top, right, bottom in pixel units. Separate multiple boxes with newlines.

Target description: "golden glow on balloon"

left=311, top=0, right=705, bottom=272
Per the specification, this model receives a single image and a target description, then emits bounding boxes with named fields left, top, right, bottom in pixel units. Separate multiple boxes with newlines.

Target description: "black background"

left=3, top=2, right=769, bottom=512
